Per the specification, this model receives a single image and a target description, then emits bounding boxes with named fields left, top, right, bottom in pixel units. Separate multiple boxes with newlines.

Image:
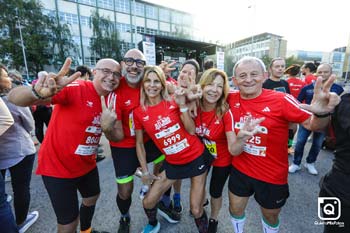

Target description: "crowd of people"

left=0, top=49, right=348, bottom=233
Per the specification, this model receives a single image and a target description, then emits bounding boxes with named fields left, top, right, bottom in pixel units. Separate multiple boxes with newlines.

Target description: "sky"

left=147, top=0, right=350, bottom=52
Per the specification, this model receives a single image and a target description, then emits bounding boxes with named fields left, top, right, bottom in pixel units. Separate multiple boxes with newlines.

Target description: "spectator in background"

left=197, top=59, right=215, bottom=83
left=263, top=57, right=290, bottom=93
left=0, top=64, right=39, bottom=233
left=302, top=62, right=317, bottom=84
left=31, top=72, right=52, bottom=143
left=0, top=84, right=17, bottom=233
left=289, top=63, right=344, bottom=175
left=8, top=70, right=24, bottom=87
left=285, top=64, right=305, bottom=99
left=76, top=65, right=93, bottom=81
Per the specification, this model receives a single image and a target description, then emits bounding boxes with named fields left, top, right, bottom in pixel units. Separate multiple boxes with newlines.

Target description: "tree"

left=0, top=0, right=77, bottom=73
left=224, top=54, right=235, bottom=77
left=261, top=55, right=272, bottom=69
left=285, top=55, right=303, bottom=68
left=89, top=10, right=122, bottom=62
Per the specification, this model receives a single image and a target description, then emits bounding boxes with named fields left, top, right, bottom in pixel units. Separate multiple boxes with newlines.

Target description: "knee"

left=142, top=196, right=156, bottom=209
left=190, top=204, right=202, bottom=218
left=118, top=184, right=133, bottom=200
left=82, top=193, right=99, bottom=206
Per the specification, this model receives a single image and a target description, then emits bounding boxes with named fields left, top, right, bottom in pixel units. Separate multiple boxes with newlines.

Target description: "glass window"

left=59, top=12, right=79, bottom=25
left=80, top=16, right=90, bottom=27
left=145, top=28, right=157, bottom=35
left=159, top=8, right=170, bottom=22
left=146, top=5, right=157, bottom=19
left=132, top=2, right=144, bottom=16
left=172, top=12, right=182, bottom=24
left=183, top=15, right=192, bottom=26
left=78, top=0, right=96, bottom=6
left=98, top=0, right=113, bottom=9
left=42, top=9, right=55, bottom=18
left=136, top=26, right=145, bottom=33
left=115, top=0, right=130, bottom=13
left=116, top=23, right=131, bottom=32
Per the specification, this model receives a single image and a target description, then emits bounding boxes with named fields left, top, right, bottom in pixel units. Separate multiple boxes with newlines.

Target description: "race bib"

left=202, top=138, right=217, bottom=158
left=129, top=111, right=135, bottom=136
left=75, top=126, right=101, bottom=156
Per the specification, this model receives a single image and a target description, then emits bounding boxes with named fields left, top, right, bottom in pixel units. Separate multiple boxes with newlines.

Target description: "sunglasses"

left=95, top=68, right=121, bottom=79
left=123, top=57, right=146, bottom=68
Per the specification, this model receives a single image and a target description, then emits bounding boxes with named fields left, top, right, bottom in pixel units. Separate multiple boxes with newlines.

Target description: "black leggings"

left=32, top=106, right=52, bottom=143
left=1, top=154, right=35, bottom=225
left=209, top=166, right=231, bottom=198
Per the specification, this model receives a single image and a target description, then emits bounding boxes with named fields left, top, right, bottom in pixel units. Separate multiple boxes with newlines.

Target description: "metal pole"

left=17, top=18, right=29, bottom=80
left=132, top=0, right=137, bottom=48
left=345, top=53, right=350, bottom=82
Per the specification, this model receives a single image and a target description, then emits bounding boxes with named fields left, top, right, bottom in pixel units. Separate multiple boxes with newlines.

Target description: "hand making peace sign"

left=33, top=58, right=81, bottom=99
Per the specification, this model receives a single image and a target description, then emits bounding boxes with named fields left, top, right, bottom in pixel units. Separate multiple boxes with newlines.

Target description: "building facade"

left=41, top=0, right=194, bottom=66
left=225, top=32, right=287, bottom=63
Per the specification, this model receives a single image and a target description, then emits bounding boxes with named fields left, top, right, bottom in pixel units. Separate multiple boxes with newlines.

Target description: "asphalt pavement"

left=5, top=136, right=337, bottom=233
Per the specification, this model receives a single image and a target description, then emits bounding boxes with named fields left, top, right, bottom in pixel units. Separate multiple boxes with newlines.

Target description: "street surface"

left=6, top=136, right=338, bottom=233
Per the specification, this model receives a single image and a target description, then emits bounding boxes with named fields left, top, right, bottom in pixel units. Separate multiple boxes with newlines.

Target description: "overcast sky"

left=148, top=0, right=350, bottom=52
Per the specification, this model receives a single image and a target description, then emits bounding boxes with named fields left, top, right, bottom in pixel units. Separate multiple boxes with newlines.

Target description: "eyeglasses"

left=95, top=68, right=121, bottom=79
left=123, top=57, right=146, bottom=68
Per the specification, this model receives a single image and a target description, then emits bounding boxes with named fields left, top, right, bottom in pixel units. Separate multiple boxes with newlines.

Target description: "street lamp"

left=15, top=9, right=29, bottom=80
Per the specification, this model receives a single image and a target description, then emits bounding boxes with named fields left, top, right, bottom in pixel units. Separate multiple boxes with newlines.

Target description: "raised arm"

left=100, top=95, right=124, bottom=142
left=301, top=75, right=341, bottom=131
left=0, top=98, right=14, bottom=135
left=8, top=58, right=80, bottom=107
left=174, top=87, right=196, bottom=134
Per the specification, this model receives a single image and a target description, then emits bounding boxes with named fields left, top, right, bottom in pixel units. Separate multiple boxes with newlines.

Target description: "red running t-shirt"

left=305, top=74, right=317, bottom=85
left=109, top=77, right=149, bottom=148
left=36, top=80, right=101, bottom=178
left=134, top=100, right=204, bottom=165
left=194, top=109, right=234, bottom=167
left=287, top=77, right=305, bottom=99
left=227, top=89, right=311, bottom=184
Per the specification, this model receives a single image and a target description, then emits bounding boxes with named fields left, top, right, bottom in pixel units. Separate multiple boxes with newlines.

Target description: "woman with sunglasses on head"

left=133, top=66, right=213, bottom=233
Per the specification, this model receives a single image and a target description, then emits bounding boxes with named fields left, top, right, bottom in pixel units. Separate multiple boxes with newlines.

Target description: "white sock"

left=261, top=217, right=279, bottom=233
left=230, top=213, right=246, bottom=233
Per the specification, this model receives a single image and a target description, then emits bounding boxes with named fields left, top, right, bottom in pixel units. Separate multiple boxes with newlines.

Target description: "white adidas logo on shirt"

left=262, top=107, right=270, bottom=112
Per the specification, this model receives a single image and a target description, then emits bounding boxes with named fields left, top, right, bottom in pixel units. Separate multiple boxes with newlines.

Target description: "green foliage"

left=89, top=10, right=122, bottom=62
left=285, top=55, right=304, bottom=68
left=224, top=54, right=235, bottom=77
left=0, top=0, right=77, bottom=73
left=261, top=55, right=272, bottom=68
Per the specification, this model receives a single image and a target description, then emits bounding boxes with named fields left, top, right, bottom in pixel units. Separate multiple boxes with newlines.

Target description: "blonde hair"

left=198, top=68, right=229, bottom=118
left=140, top=66, right=170, bottom=110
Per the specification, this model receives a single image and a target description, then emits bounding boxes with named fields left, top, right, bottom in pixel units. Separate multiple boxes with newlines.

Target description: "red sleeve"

left=51, top=84, right=70, bottom=105
left=282, top=94, right=311, bottom=123
left=223, top=109, right=235, bottom=132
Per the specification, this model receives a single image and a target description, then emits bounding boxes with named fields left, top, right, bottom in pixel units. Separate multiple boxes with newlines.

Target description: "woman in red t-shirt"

left=134, top=66, right=212, bottom=233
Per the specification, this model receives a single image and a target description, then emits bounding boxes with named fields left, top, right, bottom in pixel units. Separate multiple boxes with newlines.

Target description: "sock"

left=230, top=213, right=246, bottom=233
left=144, top=207, right=158, bottom=226
left=80, top=204, right=95, bottom=231
left=80, top=227, right=92, bottom=233
left=116, top=194, right=131, bottom=216
left=161, top=194, right=171, bottom=208
left=173, top=192, right=181, bottom=200
left=261, top=217, right=280, bottom=233
left=194, top=210, right=208, bottom=233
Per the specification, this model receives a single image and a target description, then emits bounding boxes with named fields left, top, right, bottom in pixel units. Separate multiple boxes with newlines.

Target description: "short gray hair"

left=233, top=56, right=266, bottom=77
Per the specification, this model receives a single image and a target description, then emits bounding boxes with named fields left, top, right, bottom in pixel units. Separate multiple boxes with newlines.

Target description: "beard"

left=122, top=67, right=144, bottom=84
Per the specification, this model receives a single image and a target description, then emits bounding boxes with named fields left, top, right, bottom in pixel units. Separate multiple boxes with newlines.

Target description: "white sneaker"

left=304, top=163, right=318, bottom=175
left=18, top=211, right=39, bottom=233
left=288, top=163, right=301, bottom=173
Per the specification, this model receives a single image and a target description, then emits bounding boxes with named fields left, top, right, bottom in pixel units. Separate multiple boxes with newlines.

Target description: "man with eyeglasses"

left=8, top=58, right=124, bottom=233
left=105, top=49, right=178, bottom=233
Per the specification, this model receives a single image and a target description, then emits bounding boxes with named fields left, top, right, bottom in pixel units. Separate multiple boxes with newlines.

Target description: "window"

left=145, top=28, right=157, bottom=35
left=183, top=15, right=192, bottom=26
left=84, top=57, right=96, bottom=66
left=78, top=0, right=96, bottom=6
left=42, top=9, right=55, bottom=18
left=132, top=2, right=144, bottom=16
left=80, top=16, right=90, bottom=27
left=115, top=0, right=130, bottom=13
left=59, top=12, right=78, bottom=25
left=116, top=23, right=131, bottom=32
left=159, top=8, right=170, bottom=22
left=136, top=26, right=145, bottom=33
left=172, top=12, right=182, bottom=24
left=98, top=0, right=113, bottom=9
left=146, top=5, right=157, bottom=19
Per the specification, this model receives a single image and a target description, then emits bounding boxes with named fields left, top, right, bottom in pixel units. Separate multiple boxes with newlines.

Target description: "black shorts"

left=111, top=140, right=164, bottom=184
left=210, top=165, right=231, bottom=198
left=42, top=167, right=100, bottom=225
left=162, top=148, right=213, bottom=180
left=228, top=166, right=289, bottom=209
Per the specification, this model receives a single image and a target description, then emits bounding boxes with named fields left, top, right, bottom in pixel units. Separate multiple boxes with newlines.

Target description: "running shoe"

left=157, top=201, right=180, bottom=223
left=141, top=222, right=160, bottom=233
left=172, top=197, right=183, bottom=213
left=117, top=216, right=130, bottom=233
left=18, top=211, right=39, bottom=233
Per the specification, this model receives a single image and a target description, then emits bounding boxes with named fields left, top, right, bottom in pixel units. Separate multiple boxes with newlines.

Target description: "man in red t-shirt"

left=301, top=62, right=317, bottom=85
left=8, top=58, right=123, bottom=233
left=226, top=56, right=340, bottom=233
